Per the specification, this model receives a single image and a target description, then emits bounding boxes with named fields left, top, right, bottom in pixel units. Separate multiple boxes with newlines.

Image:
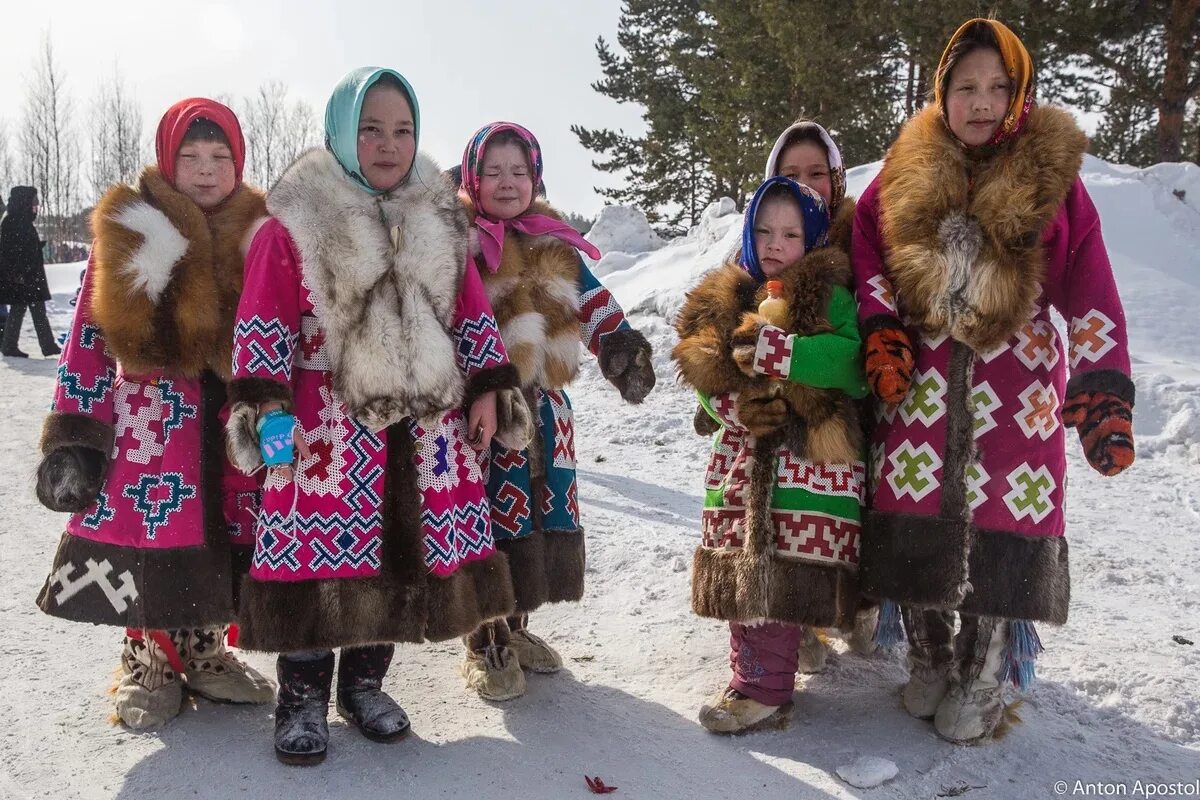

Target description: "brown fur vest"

left=463, top=197, right=584, bottom=391
left=878, top=104, right=1087, bottom=353
left=90, top=168, right=266, bottom=380
left=673, top=229, right=862, bottom=466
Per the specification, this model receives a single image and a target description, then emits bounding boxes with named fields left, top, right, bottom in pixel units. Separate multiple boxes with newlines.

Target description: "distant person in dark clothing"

left=0, top=186, right=59, bottom=358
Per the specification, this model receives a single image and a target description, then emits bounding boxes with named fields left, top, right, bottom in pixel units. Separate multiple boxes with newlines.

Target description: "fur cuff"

left=463, top=363, right=519, bottom=410
left=226, top=402, right=263, bottom=475
left=40, top=412, right=115, bottom=455
left=599, top=328, right=656, bottom=404
left=1065, top=368, right=1135, bottom=405
left=227, top=376, right=293, bottom=408
left=861, top=313, right=907, bottom=338
left=494, top=387, right=535, bottom=451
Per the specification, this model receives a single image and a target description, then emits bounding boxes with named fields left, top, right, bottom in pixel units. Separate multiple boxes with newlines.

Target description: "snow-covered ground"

left=2, top=158, right=1198, bottom=799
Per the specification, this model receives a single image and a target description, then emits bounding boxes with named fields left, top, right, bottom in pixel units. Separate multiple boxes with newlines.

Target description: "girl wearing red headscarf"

left=33, top=98, right=275, bottom=730
left=852, top=20, right=1134, bottom=744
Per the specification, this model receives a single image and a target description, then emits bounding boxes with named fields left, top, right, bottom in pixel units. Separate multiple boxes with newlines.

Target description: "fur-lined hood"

left=267, top=148, right=470, bottom=431
left=878, top=103, right=1087, bottom=352
left=89, top=167, right=266, bottom=380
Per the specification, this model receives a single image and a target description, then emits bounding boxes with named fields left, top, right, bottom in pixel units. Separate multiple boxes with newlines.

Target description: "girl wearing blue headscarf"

left=673, top=177, right=868, bottom=735
left=225, top=67, right=529, bottom=765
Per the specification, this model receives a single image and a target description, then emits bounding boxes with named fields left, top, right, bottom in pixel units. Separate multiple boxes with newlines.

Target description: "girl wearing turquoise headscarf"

left=226, top=68, right=529, bottom=765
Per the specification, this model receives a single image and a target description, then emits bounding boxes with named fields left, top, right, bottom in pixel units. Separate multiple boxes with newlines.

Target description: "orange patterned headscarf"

left=934, top=18, right=1035, bottom=146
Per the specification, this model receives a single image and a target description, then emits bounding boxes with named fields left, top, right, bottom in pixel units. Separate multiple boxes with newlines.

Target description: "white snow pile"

left=594, top=155, right=1200, bottom=459
left=836, top=755, right=900, bottom=789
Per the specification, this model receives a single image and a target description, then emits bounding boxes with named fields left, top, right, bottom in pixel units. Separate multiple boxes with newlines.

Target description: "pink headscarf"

left=460, top=121, right=600, bottom=272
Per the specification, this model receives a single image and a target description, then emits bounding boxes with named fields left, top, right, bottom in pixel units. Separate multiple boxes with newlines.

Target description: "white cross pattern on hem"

left=50, top=558, right=139, bottom=613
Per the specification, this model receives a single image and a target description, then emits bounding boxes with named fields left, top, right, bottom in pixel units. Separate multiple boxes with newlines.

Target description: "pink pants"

left=728, top=621, right=803, bottom=706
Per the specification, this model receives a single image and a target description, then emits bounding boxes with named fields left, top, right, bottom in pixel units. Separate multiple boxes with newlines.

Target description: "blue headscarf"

left=324, top=66, right=420, bottom=195
left=739, top=176, right=830, bottom=283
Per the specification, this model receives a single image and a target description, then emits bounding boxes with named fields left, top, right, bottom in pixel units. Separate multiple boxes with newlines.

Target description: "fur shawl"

left=674, top=243, right=861, bottom=465
left=878, top=104, right=1087, bottom=353
left=463, top=197, right=583, bottom=391
left=90, top=168, right=266, bottom=380
left=268, top=149, right=470, bottom=431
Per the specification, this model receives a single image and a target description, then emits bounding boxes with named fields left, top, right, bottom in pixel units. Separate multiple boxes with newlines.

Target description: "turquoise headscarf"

left=324, top=66, right=421, bottom=194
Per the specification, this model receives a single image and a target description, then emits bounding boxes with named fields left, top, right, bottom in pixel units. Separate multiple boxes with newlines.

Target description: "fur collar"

left=460, top=195, right=583, bottom=390
left=89, top=167, right=266, bottom=380
left=674, top=246, right=853, bottom=397
left=878, top=104, right=1087, bottom=352
left=268, top=148, right=469, bottom=431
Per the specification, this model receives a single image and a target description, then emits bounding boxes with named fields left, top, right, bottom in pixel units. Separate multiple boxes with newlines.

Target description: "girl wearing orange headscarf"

left=851, top=20, right=1134, bottom=744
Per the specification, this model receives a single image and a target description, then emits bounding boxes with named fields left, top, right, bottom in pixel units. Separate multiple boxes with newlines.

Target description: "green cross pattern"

left=1009, top=470, right=1052, bottom=516
left=902, top=373, right=942, bottom=422
left=971, top=387, right=998, bottom=433
left=894, top=447, right=937, bottom=494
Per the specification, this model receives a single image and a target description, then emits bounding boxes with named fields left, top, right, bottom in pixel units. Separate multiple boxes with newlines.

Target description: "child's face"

left=776, top=141, right=831, bottom=207
left=357, top=85, right=416, bottom=191
left=477, top=142, right=534, bottom=220
left=753, top=197, right=806, bottom=277
left=174, top=140, right=237, bottom=209
left=945, top=47, right=1011, bottom=147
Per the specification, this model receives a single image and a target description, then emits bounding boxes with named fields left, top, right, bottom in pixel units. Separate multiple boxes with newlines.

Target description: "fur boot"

left=902, top=608, right=955, bottom=720
left=934, top=616, right=1009, bottom=744
left=795, top=627, right=828, bottom=674
left=114, top=632, right=183, bottom=730
left=699, top=687, right=794, bottom=735
left=336, top=644, right=410, bottom=742
left=506, top=614, right=563, bottom=674
left=274, top=651, right=333, bottom=766
left=175, top=626, right=275, bottom=704
left=461, top=619, right=526, bottom=702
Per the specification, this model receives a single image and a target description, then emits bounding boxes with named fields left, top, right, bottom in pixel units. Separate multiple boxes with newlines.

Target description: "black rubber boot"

left=274, top=651, right=333, bottom=766
left=336, top=644, right=410, bottom=742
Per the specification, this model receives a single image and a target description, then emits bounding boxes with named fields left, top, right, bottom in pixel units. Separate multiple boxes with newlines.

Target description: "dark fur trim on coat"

left=497, top=528, right=586, bottom=614
left=858, top=509, right=1070, bottom=624
left=227, top=376, right=293, bottom=407
left=39, top=412, right=115, bottom=455
left=90, top=169, right=266, bottom=381
left=598, top=327, right=655, bottom=404
left=36, top=533, right=238, bottom=629
left=234, top=414, right=516, bottom=651
left=877, top=104, right=1088, bottom=353
left=1065, top=367, right=1136, bottom=405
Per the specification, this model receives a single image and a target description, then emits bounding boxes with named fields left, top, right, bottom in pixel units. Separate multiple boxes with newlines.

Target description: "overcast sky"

left=0, top=0, right=646, bottom=216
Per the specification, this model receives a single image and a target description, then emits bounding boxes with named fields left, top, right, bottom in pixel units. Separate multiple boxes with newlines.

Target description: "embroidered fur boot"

left=462, top=619, right=526, bottom=702
left=699, top=687, right=794, bottom=734
left=506, top=614, right=563, bottom=674
left=934, top=616, right=1009, bottom=744
left=175, top=626, right=275, bottom=704
left=902, top=608, right=955, bottom=720
left=114, top=631, right=183, bottom=730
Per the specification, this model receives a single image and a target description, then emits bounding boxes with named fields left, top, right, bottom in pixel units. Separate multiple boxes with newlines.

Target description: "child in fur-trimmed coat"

left=34, top=98, right=275, bottom=730
left=455, top=122, right=655, bottom=701
left=674, top=177, right=869, bottom=734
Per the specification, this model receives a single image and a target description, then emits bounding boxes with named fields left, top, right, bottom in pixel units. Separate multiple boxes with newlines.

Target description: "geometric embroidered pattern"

left=899, top=368, right=947, bottom=427
left=886, top=440, right=942, bottom=502
left=546, top=390, right=576, bottom=469
left=1014, top=380, right=1060, bottom=441
left=775, top=455, right=865, bottom=501
left=1014, top=319, right=1060, bottom=370
left=708, top=392, right=745, bottom=432
left=57, top=361, right=115, bottom=414
left=965, top=463, right=990, bottom=511
left=971, top=381, right=1002, bottom=439
left=252, top=521, right=304, bottom=572
left=422, top=499, right=493, bottom=570
left=705, top=431, right=741, bottom=491
left=490, top=480, right=532, bottom=539
left=114, top=382, right=164, bottom=466
left=454, top=314, right=506, bottom=374
left=297, top=316, right=331, bottom=371
left=155, top=379, right=198, bottom=441
left=122, top=472, right=197, bottom=540
left=49, top=557, right=138, bottom=613
left=773, top=511, right=860, bottom=565
left=753, top=326, right=792, bottom=380
left=81, top=491, right=116, bottom=529
left=580, top=285, right=626, bottom=355
left=866, top=274, right=896, bottom=313
left=233, top=315, right=297, bottom=378
left=78, top=322, right=102, bottom=350
left=308, top=526, right=382, bottom=573
left=1003, top=463, right=1056, bottom=524
left=1069, top=309, right=1117, bottom=368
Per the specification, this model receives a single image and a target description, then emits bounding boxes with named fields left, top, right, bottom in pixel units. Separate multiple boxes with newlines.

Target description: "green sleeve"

left=782, top=286, right=869, bottom=398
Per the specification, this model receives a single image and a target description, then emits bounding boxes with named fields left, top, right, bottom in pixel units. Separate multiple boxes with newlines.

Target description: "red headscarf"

left=154, top=97, right=246, bottom=186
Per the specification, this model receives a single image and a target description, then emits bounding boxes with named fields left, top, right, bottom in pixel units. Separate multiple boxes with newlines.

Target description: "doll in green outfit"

left=673, top=176, right=868, bottom=734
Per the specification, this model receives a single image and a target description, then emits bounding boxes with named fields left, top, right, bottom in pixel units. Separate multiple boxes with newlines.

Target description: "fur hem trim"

left=1065, top=368, right=1135, bottom=405
left=36, top=532, right=236, bottom=629
left=39, top=412, right=115, bottom=455
left=497, top=529, right=586, bottom=613
left=690, top=546, right=858, bottom=628
left=858, top=510, right=1070, bottom=623
left=233, top=552, right=515, bottom=651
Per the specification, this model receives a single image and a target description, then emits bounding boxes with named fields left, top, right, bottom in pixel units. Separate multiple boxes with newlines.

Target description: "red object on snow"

left=585, top=776, right=618, bottom=794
